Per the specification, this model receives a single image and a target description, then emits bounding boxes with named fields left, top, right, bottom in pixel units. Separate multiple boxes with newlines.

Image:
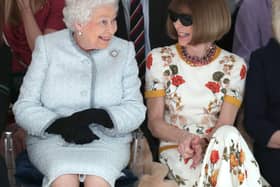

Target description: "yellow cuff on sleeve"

left=224, top=95, right=242, bottom=107
left=145, top=90, right=165, bottom=98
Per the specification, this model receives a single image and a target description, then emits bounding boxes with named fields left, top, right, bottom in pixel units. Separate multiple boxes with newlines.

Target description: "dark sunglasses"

left=168, top=10, right=193, bottom=26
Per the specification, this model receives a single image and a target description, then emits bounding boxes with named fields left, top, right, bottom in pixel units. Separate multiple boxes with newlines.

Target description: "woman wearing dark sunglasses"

left=145, top=0, right=262, bottom=186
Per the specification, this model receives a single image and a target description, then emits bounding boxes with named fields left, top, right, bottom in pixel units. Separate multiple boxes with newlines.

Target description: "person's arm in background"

left=232, top=0, right=261, bottom=62
left=268, top=131, right=280, bottom=148
left=17, top=0, right=65, bottom=50
left=245, top=51, right=280, bottom=149
left=0, top=44, right=12, bottom=134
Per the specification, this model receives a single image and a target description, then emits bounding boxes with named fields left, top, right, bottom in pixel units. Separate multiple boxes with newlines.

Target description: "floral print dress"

left=145, top=44, right=262, bottom=187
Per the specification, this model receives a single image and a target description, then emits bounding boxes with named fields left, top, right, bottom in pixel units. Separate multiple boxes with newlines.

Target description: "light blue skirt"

left=26, top=135, right=130, bottom=187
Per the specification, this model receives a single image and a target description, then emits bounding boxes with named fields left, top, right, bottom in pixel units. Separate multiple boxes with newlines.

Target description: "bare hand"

left=16, top=0, right=32, bottom=13
left=178, top=132, right=197, bottom=160
left=190, top=137, right=208, bottom=168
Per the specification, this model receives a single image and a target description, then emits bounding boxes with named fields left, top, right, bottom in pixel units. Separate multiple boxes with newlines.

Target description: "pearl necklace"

left=178, top=44, right=218, bottom=67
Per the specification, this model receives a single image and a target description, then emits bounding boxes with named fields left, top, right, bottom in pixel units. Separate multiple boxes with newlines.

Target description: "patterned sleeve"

left=224, top=56, right=247, bottom=108
left=144, top=49, right=166, bottom=98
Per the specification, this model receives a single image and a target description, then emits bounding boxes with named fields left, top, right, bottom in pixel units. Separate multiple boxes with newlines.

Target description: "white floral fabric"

left=145, top=44, right=262, bottom=187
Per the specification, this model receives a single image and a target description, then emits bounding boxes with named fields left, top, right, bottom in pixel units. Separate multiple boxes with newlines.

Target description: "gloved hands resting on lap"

left=46, top=108, right=114, bottom=144
left=71, top=108, right=114, bottom=129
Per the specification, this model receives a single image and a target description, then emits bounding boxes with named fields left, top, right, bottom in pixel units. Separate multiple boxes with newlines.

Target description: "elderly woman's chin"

left=91, top=42, right=111, bottom=50
left=96, top=36, right=113, bottom=49
left=80, top=36, right=113, bottom=50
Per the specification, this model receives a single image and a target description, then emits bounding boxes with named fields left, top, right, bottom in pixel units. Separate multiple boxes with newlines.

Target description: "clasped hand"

left=46, top=111, right=99, bottom=144
left=178, top=132, right=208, bottom=168
left=46, top=108, right=114, bottom=144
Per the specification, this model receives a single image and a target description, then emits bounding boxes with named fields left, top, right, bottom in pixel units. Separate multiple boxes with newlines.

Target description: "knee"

left=84, top=175, right=110, bottom=187
left=213, top=125, right=240, bottom=142
left=51, top=174, right=79, bottom=187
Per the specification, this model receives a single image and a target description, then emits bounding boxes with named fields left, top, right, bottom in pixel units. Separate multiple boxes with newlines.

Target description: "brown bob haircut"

left=167, top=0, right=231, bottom=45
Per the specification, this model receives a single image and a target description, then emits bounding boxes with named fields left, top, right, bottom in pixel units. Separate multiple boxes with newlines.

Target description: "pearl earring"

left=77, top=31, right=82, bottom=36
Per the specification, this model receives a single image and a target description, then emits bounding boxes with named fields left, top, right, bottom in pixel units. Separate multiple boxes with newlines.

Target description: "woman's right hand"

left=190, top=137, right=209, bottom=168
left=46, top=115, right=99, bottom=144
left=178, top=131, right=207, bottom=168
left=177, top=131, right=197, bottom=160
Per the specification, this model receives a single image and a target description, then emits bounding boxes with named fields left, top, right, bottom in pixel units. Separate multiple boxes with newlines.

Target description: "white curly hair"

left=272, top=0, right=280, bottom=42
left=63, top=0, right=119, bottom=30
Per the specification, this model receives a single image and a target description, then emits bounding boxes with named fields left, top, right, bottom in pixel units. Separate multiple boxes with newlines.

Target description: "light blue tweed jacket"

left=13, top=29, right=146, bottom=143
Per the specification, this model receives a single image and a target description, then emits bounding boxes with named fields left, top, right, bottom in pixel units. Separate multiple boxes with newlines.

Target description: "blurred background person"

left=0, top=1, right=65, bottom=185
left=232, top=0, right=272, bottom=63
left=244, top=0, right=280, bottom=186
left=226, top=0, right=241, bottom=14
left=0, top=43, right=12, bottom=187
left=116, top=0, right=174, bottom=79
left=216, top=0, right=241, bottom=51
left=1, top=0, right=65, bottom=103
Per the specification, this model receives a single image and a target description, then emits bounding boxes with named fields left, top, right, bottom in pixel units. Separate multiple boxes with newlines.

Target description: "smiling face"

left=173, top=19, right=193, bottom=47
left=168, top=6, right=193, bottom=47
left=75, top=4, right=118, bottom=50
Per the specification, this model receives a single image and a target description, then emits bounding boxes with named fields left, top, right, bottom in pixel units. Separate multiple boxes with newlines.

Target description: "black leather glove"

left=62, top=126, right=98, bottom=144
left=73, top=108, right=114, bottom=129
left=46, top=114, right=99, bottom=144
left=46, top=108, right=112, bottom=144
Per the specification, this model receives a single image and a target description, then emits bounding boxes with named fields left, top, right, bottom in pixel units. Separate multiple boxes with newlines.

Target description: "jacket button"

left=81, top=59, right=89, bottom=64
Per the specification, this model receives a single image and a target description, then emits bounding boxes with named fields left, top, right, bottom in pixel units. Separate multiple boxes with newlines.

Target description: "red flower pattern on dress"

left=240, top=64, right=246, bottom=80
left=171, top=75, right=185, bottom=87
left=205, top=82, right=220, bottom=93
left=146, top=54, right=153, bottom=70
left=184, top=157, right=191, bottom=164
left=205, top=127, right=214, bottom=134
left=210, top=150, right=219, bottom=164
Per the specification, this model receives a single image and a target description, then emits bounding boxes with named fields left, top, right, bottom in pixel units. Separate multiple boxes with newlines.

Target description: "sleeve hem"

left=145, top=90, right=165, bottom=98
left=224, top=95, right=242, bottom=107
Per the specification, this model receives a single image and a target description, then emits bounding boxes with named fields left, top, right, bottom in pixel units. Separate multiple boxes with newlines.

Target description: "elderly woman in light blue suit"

left=12, top=0, right=146, bottom=186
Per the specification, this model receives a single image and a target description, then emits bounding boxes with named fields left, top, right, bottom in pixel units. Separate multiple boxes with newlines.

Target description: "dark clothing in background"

left=0, top=44, right=12, bottom=187
left=116, top=0, right=174, bottom=50
left=116, top=0, right=174, bottom=161
left=0, top=155, right=10, bottom=187
left=245, top=39, right=280, bottom=187
left=0, top=44, right=11, bottom=134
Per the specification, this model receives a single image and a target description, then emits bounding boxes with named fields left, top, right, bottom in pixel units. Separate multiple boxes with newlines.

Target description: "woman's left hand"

left=190, top=137, right=209, bottom=168
left=178, top=132, right=196, bottom=159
